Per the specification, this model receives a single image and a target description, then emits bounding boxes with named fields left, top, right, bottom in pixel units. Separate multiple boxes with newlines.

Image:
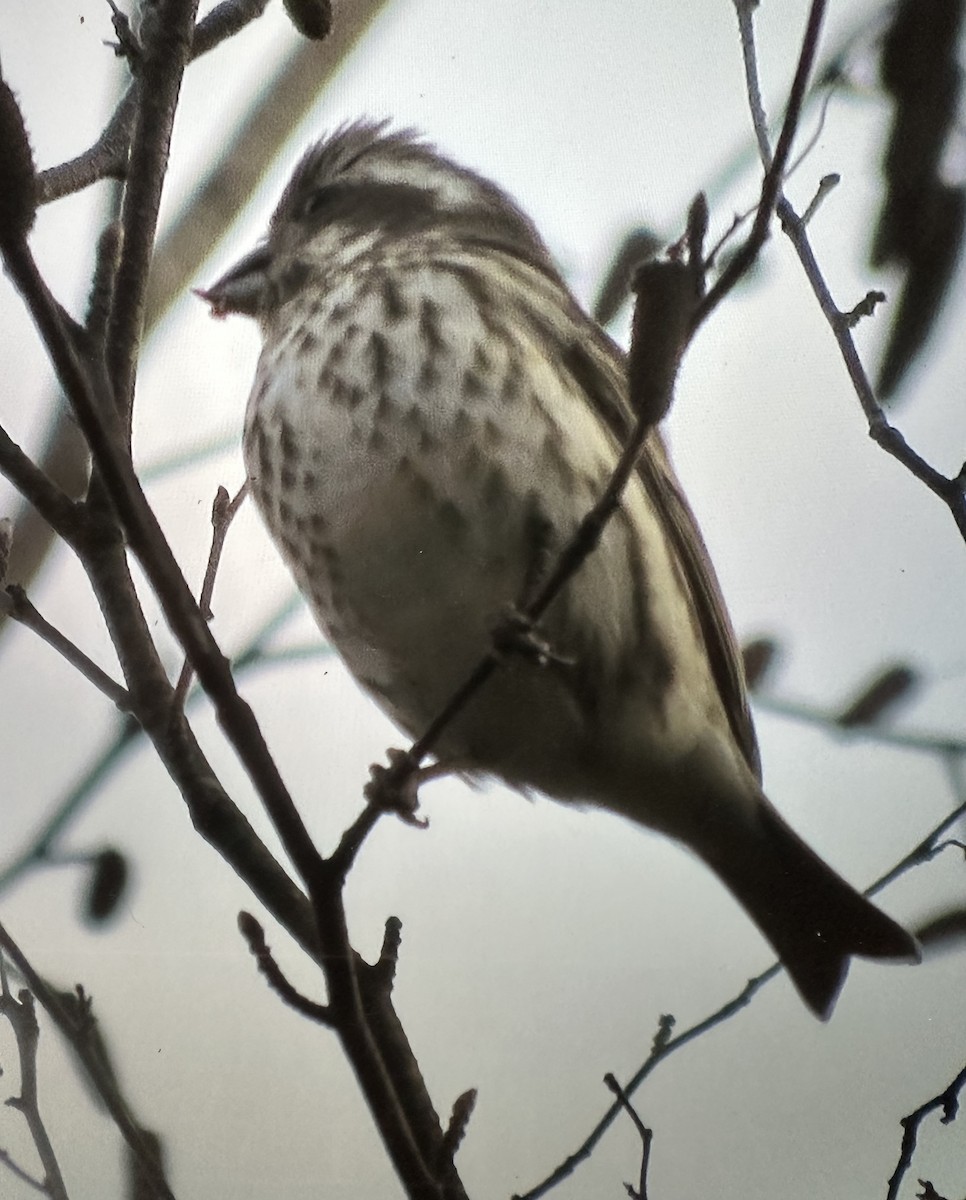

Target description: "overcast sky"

left=1, top=2, right=965, bottom=1199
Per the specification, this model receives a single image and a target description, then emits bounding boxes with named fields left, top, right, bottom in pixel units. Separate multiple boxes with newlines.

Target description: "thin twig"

left=1, top=585, right=131, bottom=710
left=0, top=422, right=86, bottom=544
left=173, top=481, right=248, bottom=708
left=691, top=0, right=828, bottom=333
left=327, top=801, right=387, bottom=879
left=372, top=916, right=403, bottom=986
left=237, top=912, right=333, bottom=1025
left=0, top=923, right=178, bottom=1200
left=0, top=1147, right=46, bottom=1193
left=887, top=1062, right=966, bottom=1200
left=515, top=777, right=966, bottom=1200
left=731, top=0, right=966, bottom=542
left=2, top=232, right=321, bottom=890
left=438, top=1090, right=477, bottom=1170
left=604, top=1074, right=653, bottom=1200
left=0, top=954, right=69, bottom=1200
left=777, top=197, right=966, bottom=540
left=512, top=973, right=773, bottom=1200
left=38, top=0, right=273, bottom=204
left=757, top=693, right=966, bottom=758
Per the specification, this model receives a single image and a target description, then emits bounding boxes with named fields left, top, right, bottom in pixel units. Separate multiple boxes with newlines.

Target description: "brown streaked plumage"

left=201, top=120, right=919, bottom=1018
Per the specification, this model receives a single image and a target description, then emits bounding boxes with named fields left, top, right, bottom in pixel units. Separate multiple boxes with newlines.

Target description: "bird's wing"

left=463, top=243, right=761, bottom=779
left=559, top=314, right=763, bottom=781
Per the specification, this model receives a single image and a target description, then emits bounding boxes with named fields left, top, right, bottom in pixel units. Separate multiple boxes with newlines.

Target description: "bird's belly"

left=241, top=315, right=735, bottom=807
left=244, top=383, right=573, bottom=755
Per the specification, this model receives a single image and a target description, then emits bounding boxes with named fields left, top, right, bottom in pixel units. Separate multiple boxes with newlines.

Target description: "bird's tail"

left=701, top=797, right=920, bottom=1019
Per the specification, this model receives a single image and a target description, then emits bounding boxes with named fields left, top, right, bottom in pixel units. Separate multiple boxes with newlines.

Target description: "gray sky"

left=1, top=2, right=964, bottom=1198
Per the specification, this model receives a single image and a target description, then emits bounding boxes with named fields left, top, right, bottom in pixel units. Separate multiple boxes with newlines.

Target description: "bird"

left=199, top=120, right=919, bottom=1018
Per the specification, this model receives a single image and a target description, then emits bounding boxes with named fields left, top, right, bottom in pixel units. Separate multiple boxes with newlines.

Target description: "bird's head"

left=198, top=120, right=556, bottom=323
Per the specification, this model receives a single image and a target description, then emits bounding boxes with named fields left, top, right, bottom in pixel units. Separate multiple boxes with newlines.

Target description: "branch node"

left=490, top=605, right=574, bottom=670
left=105, top=0, right=143, bottom=64
left=842, top=290, right=887, bottom=329
left=604, top=1073, right=653, bottom=1200
left=364, top=749, right=429, bottom=827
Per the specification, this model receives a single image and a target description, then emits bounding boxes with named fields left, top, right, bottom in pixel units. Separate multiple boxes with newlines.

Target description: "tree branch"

left=690, top=0, right=828, bottom=333
left=0, top=954, right=69, bottom=1200
left=0, top=584, right=131, bottom=710
left=105, top=0, right=200, bottom=426
left=0, top=422, right=86, bottom=544
left=887, top=1061, right=966, bottom=1200
left=730, top=0, right=966, bottom=542
left=172, top=481, right=248, bottom=708
left=0, top=926, right=172, bottom=1200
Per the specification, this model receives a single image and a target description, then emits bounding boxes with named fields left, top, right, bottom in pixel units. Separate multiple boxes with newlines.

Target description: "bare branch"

left=799, top=171, right=839, bottom=226
left=37, top=0, right=275, bottom=205
left=0, top=1147, right=46, bottom=1194
left=729, top=0, right=966, bottom=541
left=0, top=955, right=69, bottom=1200
left=0, top=422, right=86, bottom=545
left=237, top=912, right=333, bottom=1025
left=0, top=585, right=131, bottom=710
left=0, top=929, right=177, bottom=1200
left=888, top=1062, right=966, bottom=1200
left=512, top=974, right=773, bottom=1200
left=603, top=1073, right=653, bottom=1200
left=691, top=0, right=828, bottom=332
left=515, top=778, right=966, bottom=1200
left=106, top=0, right=200, bottom=426
left=172, top=481, right=248, bottom=708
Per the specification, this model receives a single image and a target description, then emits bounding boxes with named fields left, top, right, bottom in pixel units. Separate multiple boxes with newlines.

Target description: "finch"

left=201, top=121, right=919, bottom=1017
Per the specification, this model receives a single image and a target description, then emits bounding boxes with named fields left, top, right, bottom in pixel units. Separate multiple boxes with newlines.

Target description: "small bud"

left=283, top=0, right=332, bottom=39
left=837, top=664, right=918, bottom=728
left=741, top=636, right=780, bottom=692
left=83, top=848, right=129, bottom=924
left=628, top=258, right=694, bottom=426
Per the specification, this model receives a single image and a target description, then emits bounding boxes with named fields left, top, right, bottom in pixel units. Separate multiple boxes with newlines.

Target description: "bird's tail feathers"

left=704, top=797, right=919, bottom=1019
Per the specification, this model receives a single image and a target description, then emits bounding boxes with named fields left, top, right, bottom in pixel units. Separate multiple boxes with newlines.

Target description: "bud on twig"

left=836, top=664, right=918, bottom=728
left=741, top=636, right=780, bottom=692
left=83, top=848, right=129, bottom=924
left=283, top=0, right=332, bottom=39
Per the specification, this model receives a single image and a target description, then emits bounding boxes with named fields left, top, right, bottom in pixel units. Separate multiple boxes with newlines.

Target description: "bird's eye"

left=299, top=189, right=330, bottom=219
left=297, top=182, right=349, bottom=222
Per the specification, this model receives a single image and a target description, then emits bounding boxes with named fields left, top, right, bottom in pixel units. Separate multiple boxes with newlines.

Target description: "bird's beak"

left=195, top=245, right=274, bottom=318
